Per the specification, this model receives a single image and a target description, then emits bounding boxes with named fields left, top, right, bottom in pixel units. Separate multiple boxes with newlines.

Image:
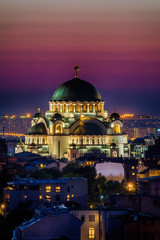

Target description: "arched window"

left=89, top=104, right=93, bottom=112
left=63, top=104, right=66, bottom=112
left=98, top=103, right=101, bottom=112
left=95, top=104, right=98, bottom=112
left=86, top=138, right=89, bottom=144
left=92, top=138, right=95, bottom=145
left=69, top=104, right=73, bottom=112
left=112, top=151, right=117, bottom=158
left=43, top=138, right=45, bottom=144
left=37, top=138, right=39, bottom=144
left=55, top=124, right=63, bottom=134
left=76, top=104, right=80, bottom=112
left=83, top=103, right=87, bottom=112
left=113, top=124, right=120, bottom=133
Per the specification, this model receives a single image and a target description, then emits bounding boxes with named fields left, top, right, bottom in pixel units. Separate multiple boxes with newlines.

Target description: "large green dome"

left=51, top=78, right=102, bottom=102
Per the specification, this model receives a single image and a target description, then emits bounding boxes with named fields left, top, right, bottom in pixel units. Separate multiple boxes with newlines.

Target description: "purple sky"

left=0, top=0, right=160, bottom=116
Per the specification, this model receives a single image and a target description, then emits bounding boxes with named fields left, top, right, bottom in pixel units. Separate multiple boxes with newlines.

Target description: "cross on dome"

left=73, top=64, right=80, bottom=78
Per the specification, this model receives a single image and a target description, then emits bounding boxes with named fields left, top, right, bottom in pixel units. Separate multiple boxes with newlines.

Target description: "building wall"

left=15, top=214, right=81, bottom=240
left=4, top=178, right=88, bottom=212
left=72, top=210, right=100, bottom=240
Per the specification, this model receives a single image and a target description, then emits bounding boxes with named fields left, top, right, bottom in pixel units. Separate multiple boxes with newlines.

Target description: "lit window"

left=46, top=195, right=51, bottom=201
left=56, top=186, right=61, bottom=192
left=46, top=186, right=51, bottom=192
left=89, top=228, right=95, bottom=239
left=40, top=164, right=43, bottom=168
left=132, top=166, right=135, bottom=169
left=24, top=195, right=27, bottom=199
left=39, top=195, right=42, bottom=200
left=55, top=124, right=62, bottom=133
left=132, top=173, right=135, bottom=176
left=89, top=215, right=95, bottom=222
left=71, top=194, right=74, bottom=197
left=67, top=195, right=70, bottom=201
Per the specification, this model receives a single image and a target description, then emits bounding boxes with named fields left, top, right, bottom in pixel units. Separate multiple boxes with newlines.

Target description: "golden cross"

left=73, top=64, right=80, bottom=78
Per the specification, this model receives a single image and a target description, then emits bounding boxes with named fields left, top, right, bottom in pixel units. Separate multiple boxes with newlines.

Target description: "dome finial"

left=73, top=64, right=80, bottom=78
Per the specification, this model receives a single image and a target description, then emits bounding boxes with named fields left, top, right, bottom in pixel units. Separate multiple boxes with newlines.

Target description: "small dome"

left=51, top=78, right=102, bottom=102
left=52, top=113, right=62, bottom=119
left=69, top=143, right=76, bottom=149
left=110, top=142, right=117, bottom=148
left=33, top=112, right=44, bottom=118
left=26, top=122, right=47, bottom=135
left=29, top=143, right=36, bottom=147
left=110, top=112, right=120, bottom=121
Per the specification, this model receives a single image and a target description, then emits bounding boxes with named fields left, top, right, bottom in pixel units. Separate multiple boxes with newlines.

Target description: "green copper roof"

left=51, top=78, right=102, bottom=102
left=26, top=122, right=47, bottom=135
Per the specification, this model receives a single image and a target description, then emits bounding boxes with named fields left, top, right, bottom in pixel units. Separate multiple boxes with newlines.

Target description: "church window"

left=43, top=138, right=45, bottom=144
left=77, top=104, right=80, bottom=112
left=37, top=138, right=39, bottom=144
left=92, top=138, right=95, bottom=144
left=64, top=104, right=66, bottom=112
left=95, top=104, right=98, bottom=112
left=89, top=104, right=93, bottom=112
left=83, top=103, right=87, bottom=112
left=113, top=124, right=120, bottom=133
left=112, top=151, right=117, bottom=157
left=98, top=103, right=101, bottom=112
left=56, top=124, right=62, bottom=133
left=69, top=104, right=73, bottom=112
left=86, top=138, right=89, bottom=144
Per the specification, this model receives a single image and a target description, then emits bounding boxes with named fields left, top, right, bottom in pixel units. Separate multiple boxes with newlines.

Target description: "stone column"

left=87, top=103, right=90, bottom=113
left=66, top=104, right=68, bottom=113
left=93, top=103, right=95, bottom=113
left=73, top=104, right=76, bottom=113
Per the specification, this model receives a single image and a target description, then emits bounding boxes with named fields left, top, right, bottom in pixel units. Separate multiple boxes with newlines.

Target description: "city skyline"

left=1, top=0, right=160, bottom=115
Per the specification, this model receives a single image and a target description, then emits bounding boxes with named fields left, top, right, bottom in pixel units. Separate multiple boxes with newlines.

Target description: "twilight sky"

left=0, top=0, right=160, bottom=116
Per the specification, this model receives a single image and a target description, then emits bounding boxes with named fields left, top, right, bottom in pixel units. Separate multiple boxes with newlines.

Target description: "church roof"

left=51, top=78, right=102, bottom=102
left=26, top=122, right=47, bottom=135
left=72, top=119, right=106, bottom=135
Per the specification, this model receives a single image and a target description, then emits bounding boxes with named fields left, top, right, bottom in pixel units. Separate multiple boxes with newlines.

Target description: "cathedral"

left=21, top=66, right=129, bottom=161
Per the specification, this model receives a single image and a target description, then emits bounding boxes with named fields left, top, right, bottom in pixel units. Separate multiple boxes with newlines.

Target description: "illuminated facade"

left=22, top=66, right=128, bottom=159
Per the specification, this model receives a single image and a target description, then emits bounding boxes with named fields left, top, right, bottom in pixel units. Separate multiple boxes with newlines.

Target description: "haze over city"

left=0, top=0, right=160, bottom=115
